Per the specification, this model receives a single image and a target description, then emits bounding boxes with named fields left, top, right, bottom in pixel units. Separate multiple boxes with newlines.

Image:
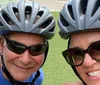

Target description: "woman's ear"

left=0, top=36, right=4, bottom=52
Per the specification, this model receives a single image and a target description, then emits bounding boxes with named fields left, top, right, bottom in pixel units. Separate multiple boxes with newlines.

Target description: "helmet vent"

left=38, top=11, right=43, bottom=17
left=49, top=26, right=55, bottom=32
left=80, top=0, right=88, bottom=14
left=13, top=7, right=20, bottom=22
left=60, top=13, right=69, bottom=27
left=25, top=6, right=32, bottom=20
left=2, top=12, right=14, bottom=25
left=39, top=18, right=53, bottom=29
left=0, top=22, right=3, bottom=26
left=92, top=0, right=100, bottom=16
left=34, top=11, right=43, bottom=23
left=68, top=5, right=74, bottom=20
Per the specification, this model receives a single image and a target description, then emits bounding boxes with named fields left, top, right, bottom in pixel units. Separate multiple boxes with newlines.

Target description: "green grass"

left=42, top=12, right=79, bottom=85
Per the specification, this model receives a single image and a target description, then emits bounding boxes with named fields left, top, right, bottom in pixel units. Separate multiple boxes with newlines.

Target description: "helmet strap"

left=0, top=52, right=40, bottom=85
left=40, top=41, right=49, bottom=67
left=68, top=39, right=86, bottom=85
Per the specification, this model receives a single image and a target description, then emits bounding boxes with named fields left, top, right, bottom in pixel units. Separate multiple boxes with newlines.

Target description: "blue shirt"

left=0, top=68, right=44, bottom=85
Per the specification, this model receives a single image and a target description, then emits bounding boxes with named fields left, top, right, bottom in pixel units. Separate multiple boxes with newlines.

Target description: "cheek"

left=2, top=47, right=17, bottom=63
left=76, top=66, right=84, bottom=75
left=32, top=54, right=45, bottom=65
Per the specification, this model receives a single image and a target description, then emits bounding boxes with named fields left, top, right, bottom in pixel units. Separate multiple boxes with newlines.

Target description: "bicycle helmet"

left=0, top=0, right=55, bottom=85
left=58, top=0, right=100, bottom=84
left=0, top=0, right=55, bottom=39
left=58, top=0, right=100, bottom=39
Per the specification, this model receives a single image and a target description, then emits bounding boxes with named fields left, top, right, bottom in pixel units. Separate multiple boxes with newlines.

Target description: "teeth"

left=88, top=70, right=100, bottom=77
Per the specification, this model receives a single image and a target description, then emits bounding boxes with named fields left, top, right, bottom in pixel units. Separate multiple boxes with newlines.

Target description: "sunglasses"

left=4, top=36, right=48, bottom=56
left=62, top=41, right=100, bottom=66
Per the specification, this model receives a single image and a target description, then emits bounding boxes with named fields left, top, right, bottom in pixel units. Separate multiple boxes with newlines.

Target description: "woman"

left=58, top=0, right=100, bottom=85
left=0, top=0, right=55, bottom=85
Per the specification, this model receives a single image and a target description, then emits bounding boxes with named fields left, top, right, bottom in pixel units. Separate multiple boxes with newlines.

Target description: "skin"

left=0, top=32, right=45, bottom=81
left=64, top=31, right=100, bottom=85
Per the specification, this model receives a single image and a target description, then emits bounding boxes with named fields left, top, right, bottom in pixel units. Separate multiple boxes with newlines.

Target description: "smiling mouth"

left=88, top=70, right=100, bottom=77
left=14, top=64, right=32, bottom=70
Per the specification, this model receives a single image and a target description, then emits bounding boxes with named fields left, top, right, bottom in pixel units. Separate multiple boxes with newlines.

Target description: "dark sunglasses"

left=62, top=41, right=100, bottom=66
left=4, top=36, right=48, bottom=56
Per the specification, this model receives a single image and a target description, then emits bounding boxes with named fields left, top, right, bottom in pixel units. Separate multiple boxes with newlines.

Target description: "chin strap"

left=71, top=66, right=86, bottom=85
left=68, top=39, right=86, bottom=85
left=1, top=53, right=40, bottom=85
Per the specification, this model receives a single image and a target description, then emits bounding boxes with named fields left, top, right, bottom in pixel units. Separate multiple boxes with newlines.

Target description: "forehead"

left=6, top=32, right=44, bottom=39
left=70, top=31, right=100, bottom=47
left=5, top=32, right=45, bottom=43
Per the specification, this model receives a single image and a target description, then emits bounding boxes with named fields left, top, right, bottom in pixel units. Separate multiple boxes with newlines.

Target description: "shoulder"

left=37, top=68, right=44, bottom=80
left=33, top=68, right=44, bottom=85
left=31, top=68, right=44, bottom=78
left=0, top=70, right=11, bottom=85
left=31, top=68, right=44, bottom=80
left=63, top=81, right=84, bottom=85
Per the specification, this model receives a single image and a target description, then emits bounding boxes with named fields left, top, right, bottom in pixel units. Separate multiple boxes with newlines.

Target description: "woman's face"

left=1, top=32, right=46, bottom=81
left=70, top=31, right=100, bottom=85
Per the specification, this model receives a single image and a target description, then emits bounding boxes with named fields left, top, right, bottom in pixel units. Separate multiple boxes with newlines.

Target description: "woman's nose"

left=83, top=53, right=96, bottom=67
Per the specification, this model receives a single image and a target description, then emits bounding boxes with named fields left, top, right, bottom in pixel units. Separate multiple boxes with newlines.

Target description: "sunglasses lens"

left=7, top=41, right=25, bottom=54
left=89, top=42, right=100, bottom=61
left=29, top=45, right=47, bottom=56
left=63, top=48, right=84, bottom=66
left=5, top=36, right=48, bottom=56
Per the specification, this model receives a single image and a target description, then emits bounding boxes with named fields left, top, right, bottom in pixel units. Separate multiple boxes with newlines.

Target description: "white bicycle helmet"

left=58, top=0, right=100, bottom=39
left=0, top=0, right=55, bottom=39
